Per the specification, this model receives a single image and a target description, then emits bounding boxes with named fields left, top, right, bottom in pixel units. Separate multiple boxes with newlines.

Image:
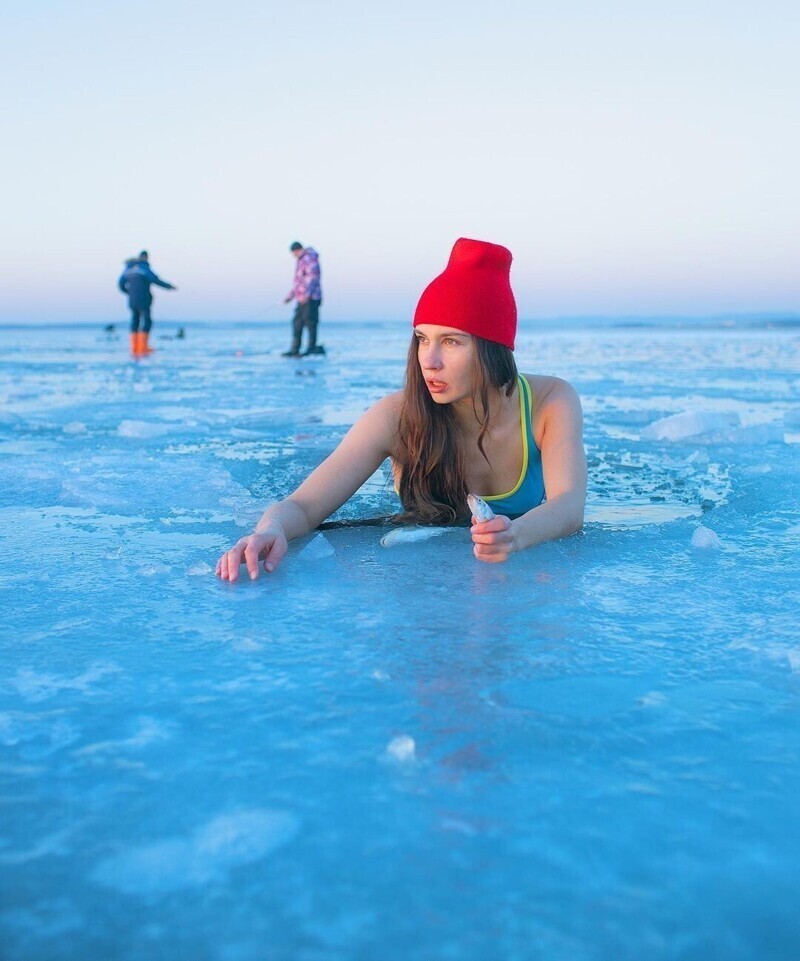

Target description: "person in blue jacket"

left=118, top=251, right=177, bottom=356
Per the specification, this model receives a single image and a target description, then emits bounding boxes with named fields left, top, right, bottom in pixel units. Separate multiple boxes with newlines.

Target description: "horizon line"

left=2, top=310, right=799, bottom=331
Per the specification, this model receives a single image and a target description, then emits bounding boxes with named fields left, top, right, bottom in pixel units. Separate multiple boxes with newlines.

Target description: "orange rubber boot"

left=140, top=331, right=155, bottom=355
left=130, top=333, right=140, bottom=356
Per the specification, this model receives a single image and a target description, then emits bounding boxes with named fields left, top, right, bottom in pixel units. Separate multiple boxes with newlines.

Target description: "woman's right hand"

left=216, top=529, right=288, bottom=582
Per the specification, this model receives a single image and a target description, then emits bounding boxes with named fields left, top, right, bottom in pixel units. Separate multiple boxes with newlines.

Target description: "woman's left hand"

left=470, top=514, right=517, bottom=563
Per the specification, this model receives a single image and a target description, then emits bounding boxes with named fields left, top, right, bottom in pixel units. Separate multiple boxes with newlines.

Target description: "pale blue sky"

left=1, top=0, right=798, bottom=323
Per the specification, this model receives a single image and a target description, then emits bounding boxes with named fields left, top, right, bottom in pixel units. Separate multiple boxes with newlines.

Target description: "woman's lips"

left=426, top=379, right=448, bottom=394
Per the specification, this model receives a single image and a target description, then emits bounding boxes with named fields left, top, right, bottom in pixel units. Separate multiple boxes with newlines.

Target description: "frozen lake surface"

left=1, top=318, right=799, bottom=960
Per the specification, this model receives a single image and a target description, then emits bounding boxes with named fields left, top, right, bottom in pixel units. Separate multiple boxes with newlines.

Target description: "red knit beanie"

left=413, top=238, right=517, bottom=349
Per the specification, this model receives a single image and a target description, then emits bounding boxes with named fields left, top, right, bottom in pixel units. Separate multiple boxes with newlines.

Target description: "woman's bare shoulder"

left=351, top=389, right=404, bottom=439
left=346, top=390, right=404, bottom=458
left=365, top=389, right=404, bottom=423
left=374, top=388, right=405, bottom=410
left=521, top=373, right=581, bottom=408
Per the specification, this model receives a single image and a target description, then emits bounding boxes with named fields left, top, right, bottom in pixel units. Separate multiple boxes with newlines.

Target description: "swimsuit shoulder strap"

left=519, top=375, right=540, bottom=454
left=518, top=374, right=532, bottom=428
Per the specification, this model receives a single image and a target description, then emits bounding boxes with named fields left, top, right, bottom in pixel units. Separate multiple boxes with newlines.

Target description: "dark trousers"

left=130, top=305, right=152, bottom=333
left=290, top=300, right=321, bottom=353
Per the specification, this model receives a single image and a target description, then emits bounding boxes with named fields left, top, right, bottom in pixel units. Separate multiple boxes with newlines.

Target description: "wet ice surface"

left=1, top=319, right=799, bottom=961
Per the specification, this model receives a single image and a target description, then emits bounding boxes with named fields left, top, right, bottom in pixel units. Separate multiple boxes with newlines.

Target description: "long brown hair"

left=394, top=334, right=518, bottom=524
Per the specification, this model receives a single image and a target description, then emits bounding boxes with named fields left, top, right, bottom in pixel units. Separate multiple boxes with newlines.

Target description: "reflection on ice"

left=10, top=664, right=121, bottom=703
left=91, top=808, right=299, bottom=895
left=0, top=710, right=81, bottom=759
left=74, top=716, right=171, bottom=756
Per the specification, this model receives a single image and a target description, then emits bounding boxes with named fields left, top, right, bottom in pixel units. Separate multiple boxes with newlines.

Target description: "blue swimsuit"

left=479, top=375, right=545, bottom=516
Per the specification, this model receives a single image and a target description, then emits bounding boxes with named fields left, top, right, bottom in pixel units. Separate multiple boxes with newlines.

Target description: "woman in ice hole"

left=216, top=238, right=586, bottom=579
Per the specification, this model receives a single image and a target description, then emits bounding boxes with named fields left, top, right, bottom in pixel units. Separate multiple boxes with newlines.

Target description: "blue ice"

left=1, top=318, right=799, bottom=960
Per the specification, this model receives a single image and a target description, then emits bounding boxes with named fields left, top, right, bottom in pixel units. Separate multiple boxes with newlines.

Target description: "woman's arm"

left=217, top=393, right=401, bottom=581
left=471, top=379, right=586, bottom=563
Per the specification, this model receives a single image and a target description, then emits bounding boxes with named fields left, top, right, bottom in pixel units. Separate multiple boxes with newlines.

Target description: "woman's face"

left=413, top=324, right=476, bottom=405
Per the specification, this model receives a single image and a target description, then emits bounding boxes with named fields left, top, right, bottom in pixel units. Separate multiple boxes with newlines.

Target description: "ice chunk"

left=440, top=817, right=479, bottom=836
left=90, top=808, right=299, bottom=895
left=187, top=561, right=213, bottom=576
left=386, top=735, right=416, bottom=762
left=783, top=409, right=800, bottom=429
left=691, top=525, right=722, bottom=549
left=638, top=691, right=667, bottom=708
left=232, top=637, right=263, bottom=652
left=642, top=411, right=740, bottom=441
left=380, top=526, right=452, bottom=547
left=117, top=420, right=171, bottom=438
left=297, top=533, right=335, bottom=561
left=718, top=422, right=785, bottom=445
left=62, top=422, right=87, bottom=435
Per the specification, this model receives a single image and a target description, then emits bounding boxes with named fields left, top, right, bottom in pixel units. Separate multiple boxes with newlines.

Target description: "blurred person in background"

left=283, top=241, right=324, bottom=357
left=118, top=251, right=177, bottom=357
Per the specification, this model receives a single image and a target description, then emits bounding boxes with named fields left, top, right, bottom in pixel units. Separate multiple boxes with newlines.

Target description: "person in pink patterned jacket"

left=282, top=241, right=324, bottom=357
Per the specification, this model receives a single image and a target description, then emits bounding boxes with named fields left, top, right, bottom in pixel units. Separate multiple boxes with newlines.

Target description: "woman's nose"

left=421, top=346, right=442, bottom=370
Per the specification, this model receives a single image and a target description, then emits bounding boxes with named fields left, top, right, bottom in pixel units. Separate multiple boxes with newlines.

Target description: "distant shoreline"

left=1, top=313, right=798, bottom=332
